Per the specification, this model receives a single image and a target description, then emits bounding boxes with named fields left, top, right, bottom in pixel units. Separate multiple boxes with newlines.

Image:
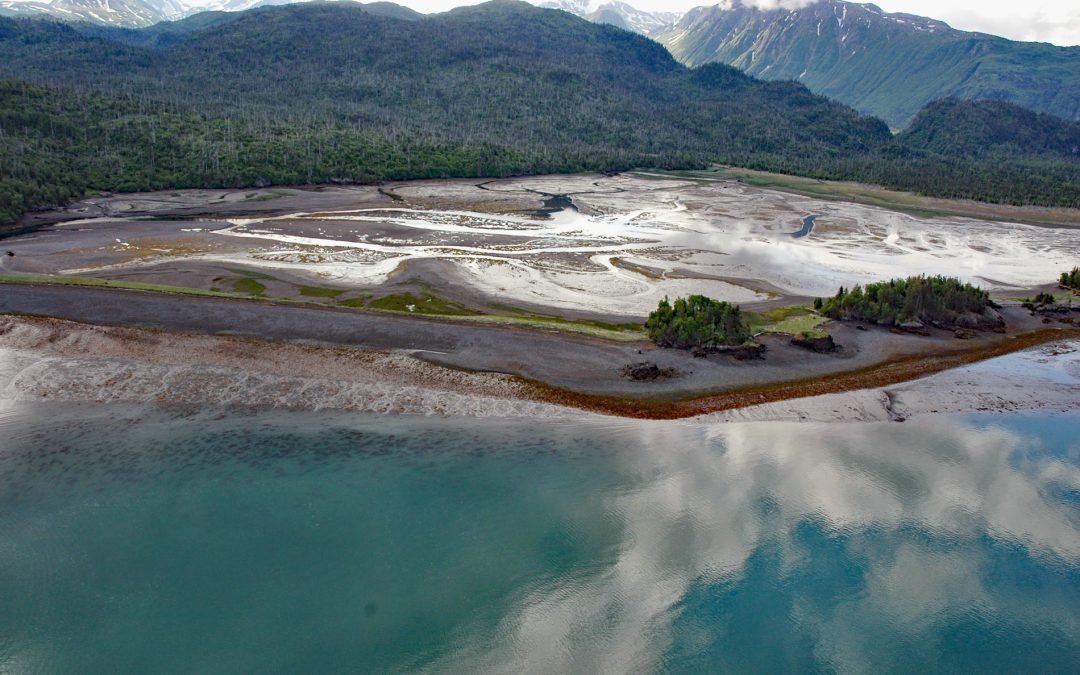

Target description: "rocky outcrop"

left=621, top=362, right=675, bottom=381
left=686, top=342, right=767, bottom=360
left=724, top=343, right=766, bottom=360
left=790, top=334, right=838, bottom=353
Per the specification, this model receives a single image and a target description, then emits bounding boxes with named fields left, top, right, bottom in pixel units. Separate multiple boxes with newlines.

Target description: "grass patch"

left=299, top=285, right=346, bottom=298
left=361, top=292, right=646, bottom=339
left=456, top=313, right=647, bottom=341
left=747, top=305, right=826, bottom=335
left=513, top=314, right=643, bottom=334
left=0, top=273, right=241, bottom=298
left=486, top=302, right=531, bottom=316
left=232, top=278, right=266, bottom=296
left=369, top=292, right=480, bottom=316
left=766, top=314, right=826, bottom=335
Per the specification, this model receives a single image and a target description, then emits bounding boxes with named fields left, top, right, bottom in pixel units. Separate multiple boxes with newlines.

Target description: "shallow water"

left=1, top=403, right=1078, bottom=672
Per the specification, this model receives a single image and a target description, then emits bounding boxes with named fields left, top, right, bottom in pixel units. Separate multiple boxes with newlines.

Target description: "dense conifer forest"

left=818, top=276, right=992, bottom=327
left=646, top=295, right=752, bottom=348
left=0, top=1, right=1078, bottom=225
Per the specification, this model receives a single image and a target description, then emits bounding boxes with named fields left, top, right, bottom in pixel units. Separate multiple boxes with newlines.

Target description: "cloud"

left=872, top=0, right=1080, bottom=46
left=429, top=416, right=1080, bottom=671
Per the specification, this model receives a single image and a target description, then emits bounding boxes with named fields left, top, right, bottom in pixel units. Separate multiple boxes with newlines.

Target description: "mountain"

left=656, top=0, right=1080, bottom=129
left=536, top=0, right=675, bottom=36
left=0, top=0, right=447, bottom=27
left=0, top=0, right=1076, bottom=226
left=0, top=0, right=892, bottom=162
left=0, top=0, right=187, bottom=27
left=0, top=0, right=310, bottom=26
left=899, top=99, right=1080, bottom=159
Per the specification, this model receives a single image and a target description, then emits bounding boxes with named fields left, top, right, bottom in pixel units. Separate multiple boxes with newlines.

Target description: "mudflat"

left=1, top=284, right=1075, bottom=418
left=2, top=172, right=1078, bottom=419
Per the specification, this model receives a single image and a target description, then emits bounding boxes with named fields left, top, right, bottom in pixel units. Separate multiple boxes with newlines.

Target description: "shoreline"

left=2, top=302, right=1076, bottom=421
left=522, top=327, right=1078, bottom=419
left=4, top=163, right=1078, bottom=422
left=3, top=283, right=1073, bottom=398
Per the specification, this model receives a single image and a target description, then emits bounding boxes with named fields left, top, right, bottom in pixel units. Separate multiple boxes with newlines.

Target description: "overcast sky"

left=869, top=0, right=1079, bottom=45
left=386, top=0, right=1080, bottom=46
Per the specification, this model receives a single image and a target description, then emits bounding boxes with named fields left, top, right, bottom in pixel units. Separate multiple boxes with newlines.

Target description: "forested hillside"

left=900, top=99, right=1080, bottom=159
left=657, top=0, right=1080, bottom=129
left=0, top=1, right=1078, bottom=226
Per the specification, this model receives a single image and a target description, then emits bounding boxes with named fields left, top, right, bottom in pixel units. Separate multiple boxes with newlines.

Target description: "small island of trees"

left=816, top=275, right=992, bottom=327
left=1061, top=267, right=1080, bottom=290
left=646, top=295, right=752, bottom=349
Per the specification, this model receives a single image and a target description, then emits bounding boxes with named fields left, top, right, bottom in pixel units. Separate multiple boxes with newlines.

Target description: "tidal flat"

left=6, top=172, right=1078, bottom=319
left=1, top=171, right=1078, bottom=418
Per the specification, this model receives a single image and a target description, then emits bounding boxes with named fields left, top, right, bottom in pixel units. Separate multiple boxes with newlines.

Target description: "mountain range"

left=538, top=0, right=675, bottom=36
left=2, top=0, right=1076, bottom=129
left=0, top=0, right=309, bottom=26
left=536, top=0, right=1080, bottom=128
left=655, top=0, right=1080, bottom=128
left=0, top=0, right=1076, bottom=226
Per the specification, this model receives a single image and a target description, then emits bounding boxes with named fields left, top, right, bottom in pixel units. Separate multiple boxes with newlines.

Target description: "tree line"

left=0, top=2, right=1078, bottom=226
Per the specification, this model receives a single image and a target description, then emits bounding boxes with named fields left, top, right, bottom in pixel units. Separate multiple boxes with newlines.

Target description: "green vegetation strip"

left=746, top=305, right=825, bottom=336
left=232, top=278, right=266, bottom=296
left=368, top=292, right=480, bottom=316
left=0, top=275, right=645, bottom=341
left=0, top=274, right=244, bottom=298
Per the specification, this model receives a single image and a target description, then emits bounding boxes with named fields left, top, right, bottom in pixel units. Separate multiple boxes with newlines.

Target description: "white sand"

left=32, top=173, right=1078, bottom=317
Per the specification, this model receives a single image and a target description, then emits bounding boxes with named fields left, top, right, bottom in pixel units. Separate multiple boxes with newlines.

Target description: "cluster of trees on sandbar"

left=646, top=295, right=752, bottom=348
left=815, top=276, right=990, bottom=326
left=1061, top=267, right=1080, bottom=290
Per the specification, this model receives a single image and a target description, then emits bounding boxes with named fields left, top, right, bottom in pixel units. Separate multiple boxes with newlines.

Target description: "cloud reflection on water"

left=436, top=415, right=1080, bottom=672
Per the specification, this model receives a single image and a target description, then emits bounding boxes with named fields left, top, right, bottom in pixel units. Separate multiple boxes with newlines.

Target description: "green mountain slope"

left=900, top=99, right=1080, bottom=159
left=657, top=0, right=1080, bottom=129
left=0, top=0, right=1077, bottom=226
left=0, top=2, right=892, bottom=174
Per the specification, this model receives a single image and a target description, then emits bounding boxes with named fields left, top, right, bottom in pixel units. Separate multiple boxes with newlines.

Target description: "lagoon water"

left=1, top=402, right=1078, bottom=672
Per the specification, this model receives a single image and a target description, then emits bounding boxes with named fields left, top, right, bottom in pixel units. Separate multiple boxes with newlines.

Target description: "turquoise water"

left=1, top=403, right=1078, bottom=673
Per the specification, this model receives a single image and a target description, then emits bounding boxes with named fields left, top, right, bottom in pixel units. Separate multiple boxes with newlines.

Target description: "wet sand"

left=1, top=287, right=1076, bottom=419
left=701, top=339, right=1080, bottom=423
left=0, top=314, right=567, bottom=417
left=5, top=173, right=1079, bottom=321
left=3, top=174, right=1078, bottom=420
